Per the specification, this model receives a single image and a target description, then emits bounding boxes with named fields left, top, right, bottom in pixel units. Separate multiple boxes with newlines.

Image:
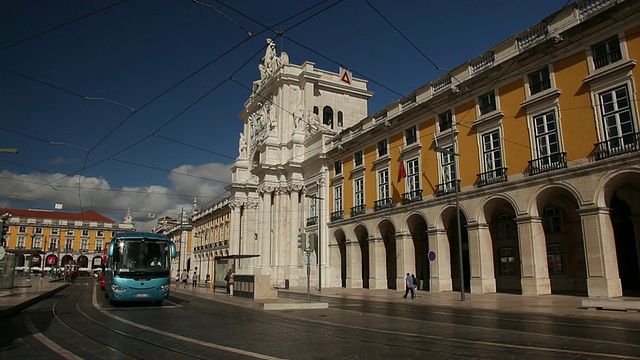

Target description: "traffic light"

left=0, top=213, right=10, bottom=247
left=308, top=233, right=317, bottom=253
left=297, top=232, right=307, bottom=250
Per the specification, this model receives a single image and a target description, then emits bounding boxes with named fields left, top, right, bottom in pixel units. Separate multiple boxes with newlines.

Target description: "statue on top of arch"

left=259, top=38, right=289, bottom=83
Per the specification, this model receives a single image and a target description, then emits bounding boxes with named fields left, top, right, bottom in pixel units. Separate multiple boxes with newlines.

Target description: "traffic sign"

left=302, top=251, right=315, bottom=266
left=428, top=251, right=436, bottom=261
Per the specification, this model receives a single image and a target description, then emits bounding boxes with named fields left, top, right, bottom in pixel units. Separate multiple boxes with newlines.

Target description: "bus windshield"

left=112, top=239, right=171, bottom=278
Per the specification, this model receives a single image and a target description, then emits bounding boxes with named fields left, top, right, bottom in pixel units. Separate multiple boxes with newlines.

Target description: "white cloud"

left=0, top=161, right=232, bottom=232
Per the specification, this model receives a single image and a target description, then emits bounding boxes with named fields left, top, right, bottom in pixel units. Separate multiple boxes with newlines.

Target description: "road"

left=0, top=278, right=639, bottom=359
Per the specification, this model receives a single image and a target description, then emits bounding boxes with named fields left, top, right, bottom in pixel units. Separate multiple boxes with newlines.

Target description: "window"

left=82, top=230, right=89, bottom=236
left=592, top=36, right=622, bottom=69
left=377, top=139, right=388, bottom=157
left=405, top=126, right=417, bottom=145
left=354, top=150, right=363, bottom=167
left=17, top=236, right=25, bottom=248
left=96, top=239, right=103, bottom=251
left=482, top=130, right=503, bottom=175
left=19, top=226, right=26, bottom=233
left=547, top=244, right=565, bottom=275
left=542, top=206, right=561, bottom=234
left=309, top=197, right=317, bottom=219
left=313, top=106, right=319, bottom=115
left=479, top=91, right=497, bottom=115
left=496, top=214, right=514, bottom=239
left=439, top=111, right=452, bottom=131
left=378, top=169, right=390, bottom=200
left=407, top=158, right=420, bottom=192
left=337, top=111, right=344, bottom=127
left=600, top=85, right=635, bottom=148
left=354, top=178, right=364, bottom=207
left=529, top=67, right=551, bottom=95
left=334, top=185, right=343, bottom=212
left=81, top=238, right=88, bottom=251
left=498, top=247, right=516, bottom=275
left=323, top=106, right=334, bottom=128
left=35, top=227, right=42, bottom=234
left=97, top=230, right=104, bottom=237
left=51, top=228, right=59, bottom=235
left=65, top=239, right=73, bottom=251
left=49, top=238, right=58, bottom=251
left=34, top=237, right=42, bottom=249
left=534, top=111, right=560, bottom=162
left=67, top=229, right=74, bottom=236
left=441, top=147, right=456, bottom=192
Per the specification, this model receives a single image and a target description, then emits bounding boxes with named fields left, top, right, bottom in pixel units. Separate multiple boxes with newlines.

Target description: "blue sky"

left=0, top=0, right=570, bottom=230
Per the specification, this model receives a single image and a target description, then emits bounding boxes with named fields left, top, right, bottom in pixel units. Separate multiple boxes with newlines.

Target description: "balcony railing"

left=476, top=167, right=508, bottom=187
left=306, top=216, right=318, bottom=226
left=374, top=198, right=393, bottom=211
left=594, top=132, right=639, bottom=160
left=530, top=79, right=551, bottom=95
left=528, top=152, right=567, bottom=176
left=436, top=180, right=460, bottom=197
left=330, top=210, right=344, bottom=221
left=594, top=50, right=622, bottom=69
left=401, top=190, right=423, bottom=204
left=350, top=204, right=366, bottom=217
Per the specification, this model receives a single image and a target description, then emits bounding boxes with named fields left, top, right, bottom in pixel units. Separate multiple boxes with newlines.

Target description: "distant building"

left=190, top=198, right=231, bottom=283
left=152, top=209, right=192, bottom=278
left=2, top=208, right=134, bottom=271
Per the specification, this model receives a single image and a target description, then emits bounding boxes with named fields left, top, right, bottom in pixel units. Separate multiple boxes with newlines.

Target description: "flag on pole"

left=397, top=153, right=407, bottom=182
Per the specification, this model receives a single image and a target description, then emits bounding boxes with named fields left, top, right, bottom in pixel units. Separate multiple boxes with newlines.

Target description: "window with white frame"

left=533, top=111, right=560, bottom=162
left=51, top=228, right=59, bottom=235
left=65, top=238, right=73, bottom=250
left=35, top=227, right=42, bottom=234
left=19, top=226, right=26, bottom=233
left=439, top=110, right=453, bottom=132
left=482, top=130, right=503, bottom=175
left=377, top=139, right=388, bottom=157
left=309, top=197, right=317, bottom=219
left=354, top=150, right=363, bottom=167
left=529, top=67, right=551, bottom=95
left=354, top=177, right=364, bottom=207
left=378, top=169, right=390, bottom=200
left=67, top=229, right=74, bottom=236
left=441, top=147, right=456, bottom=192
left=407, top=158, right=420, bottom=193
left=599, top=85, right=635, bottom=148
left=542, top=206, right=562, bottom=234
left=334, top=160, right=342, bottom=175
left=82, top=229, right=89, bottom=236
left=405, top=126, right=417, bottom=145
left=592, top=36, right=622, bottom=70
left=81, top=238, right=88, bottom=251
left=97, top=230, right=104, bottom=237
left=49, top=238, right=58, bottom=251
left=18, top=236, right=25, bottom=248
left=479, top=91, right=497, bottom=115
left=334, top=185, right=343, bottom=212
left=34, top=237, right=41, bottom=249
left=96, top=238, right=103, bottom=251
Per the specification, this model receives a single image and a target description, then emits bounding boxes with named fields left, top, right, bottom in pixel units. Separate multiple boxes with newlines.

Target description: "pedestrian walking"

left=225, top=268, right=235, bottom=294
left=180, top=269, right=188, bottom=288
left=192, top=270, right=198, bottom=288
left=411, top=274, right=418, bottom=292
left=175, top=272, right=180, bottom=289
left=403, top=272, right=415, bottom=299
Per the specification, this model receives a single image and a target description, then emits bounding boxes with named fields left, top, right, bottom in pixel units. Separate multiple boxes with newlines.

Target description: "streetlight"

left=305, top=192, right=323, bottom=292
left=0, top=148, right=18, bottom=154
left=434, top=127, right=465, bottom=302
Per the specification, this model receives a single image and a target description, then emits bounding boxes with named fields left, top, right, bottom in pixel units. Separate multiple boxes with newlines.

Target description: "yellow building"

left=191, top=198, right=232, bottom=285
left=2, top=208, right=134, bottom=272
left=326, top=0, right=640, bottom=298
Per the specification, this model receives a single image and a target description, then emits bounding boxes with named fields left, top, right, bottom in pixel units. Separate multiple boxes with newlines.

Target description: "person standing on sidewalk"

left=403, top=272, right=415, bottom=299
left=180, top=269, right=188, bottom=288
left=192, top=270, right=198, bottom=288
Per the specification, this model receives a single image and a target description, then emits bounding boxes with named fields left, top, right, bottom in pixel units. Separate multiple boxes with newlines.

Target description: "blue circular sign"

left=428, top=251, right=436, bottom=261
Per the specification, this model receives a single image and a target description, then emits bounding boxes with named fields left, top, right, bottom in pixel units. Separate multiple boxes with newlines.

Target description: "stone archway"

left=378, top=220, right=397, bottom=290
left=442, top=207, right=470, bottom=293
left=61, top=255, right=73, bottom=266
left=332, top=229, right=347, bottom=288
left=483, top=198, right=520, bottom=294
left=354, top=225, right=370, bottom=289
left=407, top=214, right=429, bottom=291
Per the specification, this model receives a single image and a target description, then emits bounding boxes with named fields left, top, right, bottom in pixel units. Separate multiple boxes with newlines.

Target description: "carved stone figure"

left=239, top=132, right=247, bottom=157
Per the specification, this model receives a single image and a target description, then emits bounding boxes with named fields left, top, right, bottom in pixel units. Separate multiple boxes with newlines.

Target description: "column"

left=229, top=200, right=242, bottom=256
left=579, top=206, right=622, bottom=298
left=516, top=215, right=551, bottom=295
left=345, top=240, right=362, bottom=288
left=427, top=228, right=452, bottom=292
left=260, top=189, right=273, bottom=267
left=467, top=222, right=496, bottom=294
left=368, top=238, right=387, bottom=289
left=395, top=232, right=415, bottom=291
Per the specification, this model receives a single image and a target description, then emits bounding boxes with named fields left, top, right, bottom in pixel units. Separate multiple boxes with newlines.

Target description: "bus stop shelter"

left=212, top=254, right=259, bottom=291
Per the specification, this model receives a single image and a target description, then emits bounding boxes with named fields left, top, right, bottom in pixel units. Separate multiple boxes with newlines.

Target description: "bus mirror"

left=107, top=241, right=115, bottom=257
left=170, top=242, right=177, bottom=258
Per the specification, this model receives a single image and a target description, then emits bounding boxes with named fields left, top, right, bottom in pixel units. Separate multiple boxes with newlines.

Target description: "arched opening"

left=61, top=255, right=73, bottom=266
left=337, top=111, right=344, bottom=127
left=407, top=214, right=429, bottom=291
left=355, top=225, right=370, bottom=289
left=378, top=220, right=397, bottom=290
left=484, top=198, right=521, bottom=293
left=611, top=191, right=640, bottom=296
left=445, top=209, right=470, bottom=293
left=334, top=229, right=347, bottom=288
left=322, top=106, right=334, bottom=129
left=77, top=255, right=89, bottom=268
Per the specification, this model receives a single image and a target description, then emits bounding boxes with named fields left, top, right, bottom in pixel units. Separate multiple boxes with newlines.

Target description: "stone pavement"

left=2, top=277, right=640, bottom=322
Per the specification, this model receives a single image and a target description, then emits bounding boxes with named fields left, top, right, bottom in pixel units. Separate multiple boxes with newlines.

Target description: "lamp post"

left=305, top=192, right=323, bottom=292
left=434, top=127, right=465, bottom=302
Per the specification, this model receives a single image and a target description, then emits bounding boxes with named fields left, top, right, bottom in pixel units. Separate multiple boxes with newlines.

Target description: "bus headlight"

left=158, top=284, right=171, bottom=291
left=111, top=284, right=126, bottom=291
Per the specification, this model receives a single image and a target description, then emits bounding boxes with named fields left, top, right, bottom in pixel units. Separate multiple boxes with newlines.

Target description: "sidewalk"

left=172, top=283, right=640, bottom=321
left=0, top=276, right=69, bottom=320
left=2, top=278, right=639, bottom=322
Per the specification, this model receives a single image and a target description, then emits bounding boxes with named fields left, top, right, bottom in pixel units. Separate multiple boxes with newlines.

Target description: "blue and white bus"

left=104, top=232, right=176, bottom=305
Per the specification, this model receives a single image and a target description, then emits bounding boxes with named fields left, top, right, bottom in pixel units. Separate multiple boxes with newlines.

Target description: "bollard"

left=230, top=284, right=233, bottom=296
